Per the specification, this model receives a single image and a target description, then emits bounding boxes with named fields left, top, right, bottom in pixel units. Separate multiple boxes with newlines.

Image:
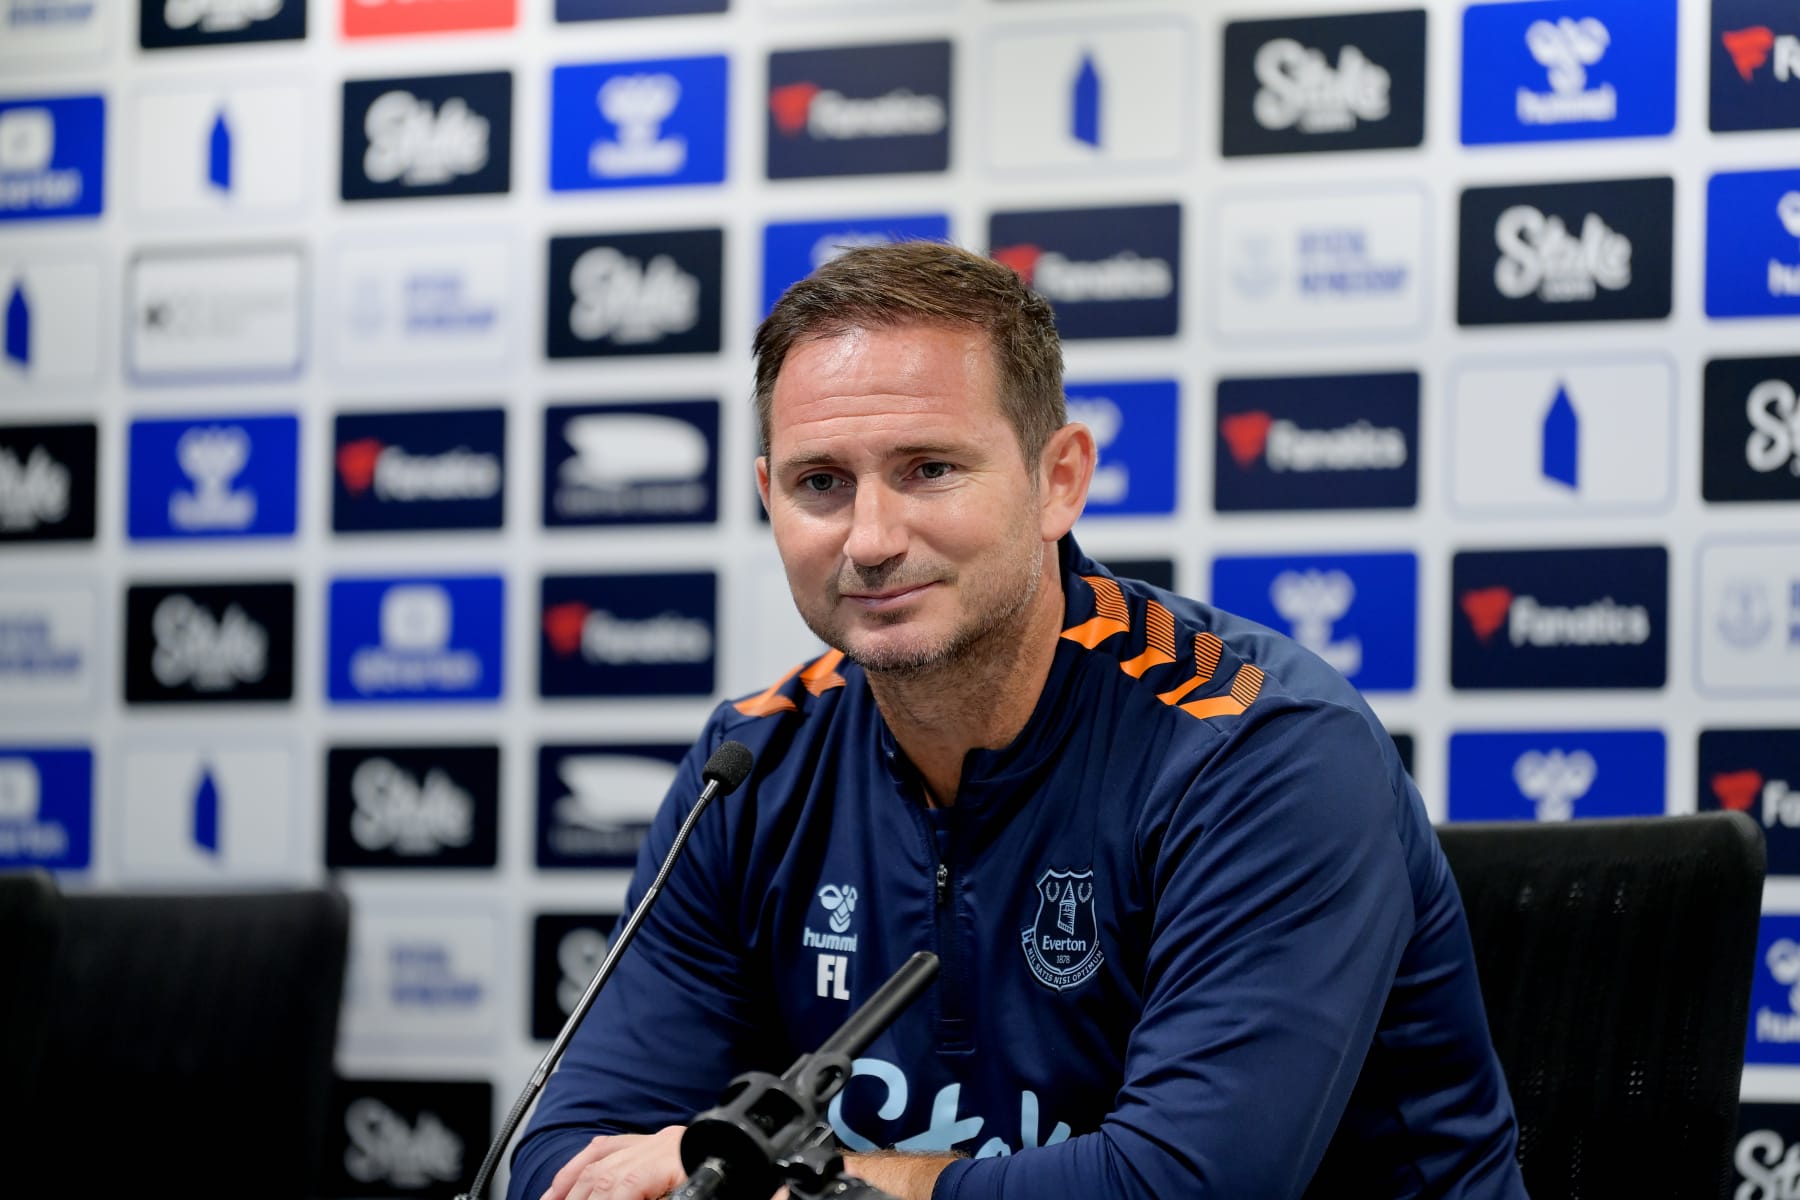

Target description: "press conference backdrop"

left=3, top=0, right=1800, bottom=1193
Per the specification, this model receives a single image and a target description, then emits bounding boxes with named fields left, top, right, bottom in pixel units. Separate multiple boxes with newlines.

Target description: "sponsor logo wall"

left=14, top=0, right=1800, bottom=1168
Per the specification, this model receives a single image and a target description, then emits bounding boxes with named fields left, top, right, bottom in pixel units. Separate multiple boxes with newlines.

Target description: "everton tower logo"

left=1023, top=867, right=1104, bottom=991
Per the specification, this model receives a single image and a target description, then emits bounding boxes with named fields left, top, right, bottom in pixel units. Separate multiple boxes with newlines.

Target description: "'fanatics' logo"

left=538, top=573, right=716, bottom=697
left=1451, top=546, right=1666, bottom=689
left=1460, top=587, right=1512, bottom=643
left=765, top=41, right=952, bottom=180
left=987, top=204, right=1181, bottom=340
left=1711, top=2, right=1800, bottom=133
left=769, top=82, right=946, bottom=141
left=1723, top=27, right=1787, bottom=80
left=1713, top=769, right=1764, bottom=813
left=333, top=409, right=505, bottom=533
left=336, top=440, right=499, bottom=500
left=1457, top=585, right=1651, bottom=648
left=1219, top=411, right=1406, bottom=474
left=541, top=602, right=710, bottom=665
left=1213, top=372, right=1419, bottom=513
left=991, top=244, right=1174, bottom=304
left=1701, top=730, right=1800, bottom=875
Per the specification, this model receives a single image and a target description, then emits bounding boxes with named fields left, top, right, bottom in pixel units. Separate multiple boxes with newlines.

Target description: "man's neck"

left=864, top=560, right=1066, bottom=808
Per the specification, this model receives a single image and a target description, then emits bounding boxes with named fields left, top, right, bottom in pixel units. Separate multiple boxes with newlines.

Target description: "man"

left=510, top=242, right=1526, bottom=1200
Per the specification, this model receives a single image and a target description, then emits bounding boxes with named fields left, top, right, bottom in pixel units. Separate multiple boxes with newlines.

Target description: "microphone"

left=672, top=951, right=941, bottom=1200
left=456, top=740, right=757, bottom=1200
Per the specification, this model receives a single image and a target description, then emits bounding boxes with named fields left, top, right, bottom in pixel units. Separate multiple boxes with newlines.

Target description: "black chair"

left=1438, top=812, right=1765, bottom=1200
left=8, top=883, right=351, bottom=1199
left=0, top=869, right=61, bottom=1103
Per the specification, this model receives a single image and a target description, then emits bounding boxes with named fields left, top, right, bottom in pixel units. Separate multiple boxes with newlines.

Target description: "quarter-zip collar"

left=866, top=535, right=1103, bottom=831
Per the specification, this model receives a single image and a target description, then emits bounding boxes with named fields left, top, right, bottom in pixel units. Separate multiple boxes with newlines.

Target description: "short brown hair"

left=752, top=241, right=1065, bottom=462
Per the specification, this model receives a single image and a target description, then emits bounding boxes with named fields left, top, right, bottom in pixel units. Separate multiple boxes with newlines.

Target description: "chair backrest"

left=1437, top=812, right=1765, bottom=1200
left=0, top=869, right=61, bottom=1098
left=13, top=886, right=350, bottom=1199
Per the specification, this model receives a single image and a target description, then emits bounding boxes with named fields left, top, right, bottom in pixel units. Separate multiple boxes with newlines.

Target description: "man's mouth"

left=841, top=582, right=936, bottom=610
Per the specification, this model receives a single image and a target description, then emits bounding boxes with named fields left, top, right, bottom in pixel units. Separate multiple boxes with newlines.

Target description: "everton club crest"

left=1022, top=867, right=1104, bottom=991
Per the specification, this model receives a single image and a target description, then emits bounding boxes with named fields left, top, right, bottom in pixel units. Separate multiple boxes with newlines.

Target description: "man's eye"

left=917, top=462, right=952, bottom=480
left=801, top=473, right=837, bottom=493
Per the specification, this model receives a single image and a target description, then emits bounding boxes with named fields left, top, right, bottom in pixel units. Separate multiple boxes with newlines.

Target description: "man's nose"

left=842, top=482, right=906, bottom=567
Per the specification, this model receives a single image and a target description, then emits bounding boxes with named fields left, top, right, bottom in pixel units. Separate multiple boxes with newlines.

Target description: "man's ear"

left=755, top=456, right=772, bottom=514
left=1037, top=422, right=1096, bottom=541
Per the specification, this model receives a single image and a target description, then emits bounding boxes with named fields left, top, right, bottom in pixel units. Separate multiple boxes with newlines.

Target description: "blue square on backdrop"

left=1065, top=380, right=1178, bottom=517
left=1209, top=551, right=1417, bottom=692
left=327, top=576, right=505, bottom=704
left=128, top=414, right=298, bottom=540
left=0, top=95, right=104, bottom=222
left=0, top=747, right=92, bottom=871
left=761, top=215, right=950, bottom=316
left=1446, top=729, right=1665, bottom=822
left=1707, top=169, right=1800, bottom=318
left=1461, top=0, right=1677, bottom=145
left=1748, top=914, right=1800, bottom=1065
left=550, top=56, right=728, bottom=191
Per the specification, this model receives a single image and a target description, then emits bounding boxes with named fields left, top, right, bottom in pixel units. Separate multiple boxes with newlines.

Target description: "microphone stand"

left=672, top=951, right=940, bottom=1200
left=455, top=741, right=755, bottom=1200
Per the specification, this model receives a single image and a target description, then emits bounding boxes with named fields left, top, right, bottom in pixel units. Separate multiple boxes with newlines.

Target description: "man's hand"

left=539, top=1127, right=687, bottom=1200
left=843, top=1152, right=955, bottom=1200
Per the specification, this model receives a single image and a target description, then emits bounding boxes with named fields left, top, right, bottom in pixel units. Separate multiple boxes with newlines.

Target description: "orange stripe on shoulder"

left=1120, top=600, right=1177, bottom=678
left=1155, top=632, right=1223, bottom=705
left=1061, top=575, right=1131, bottom=649
left=733, top=662, right=802, bottom=717
left=1179, top=664, right=1265, bottom=721
left=799, top=649, right=847, bottom=695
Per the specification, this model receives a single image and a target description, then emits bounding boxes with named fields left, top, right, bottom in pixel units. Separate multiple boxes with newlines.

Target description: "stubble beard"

left=800, top=535, right=1047, bottom=682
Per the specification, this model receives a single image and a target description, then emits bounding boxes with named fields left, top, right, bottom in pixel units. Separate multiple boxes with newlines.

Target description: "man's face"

left=756, top=323, right=1050, bottom=675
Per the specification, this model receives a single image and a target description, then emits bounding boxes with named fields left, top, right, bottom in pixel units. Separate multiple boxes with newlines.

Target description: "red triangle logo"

left=1220, top=411, right=1273, bottom=469
left=1723, top=26, right=1776, bottom=81
left=1460, top=587, right=1513, bottom=644
left=991, top=244, right=1042, bottom=287
left=336, top=438, right=384, bottom=496
left=543, top=602, right=590, bottom=658
left=769, top=83, right=821, bottom=136
left=1712, top=769, right=1764, bottom=813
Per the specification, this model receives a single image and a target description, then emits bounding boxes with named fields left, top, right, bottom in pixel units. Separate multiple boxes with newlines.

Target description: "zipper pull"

left=936, top=863, right=949, bottom=907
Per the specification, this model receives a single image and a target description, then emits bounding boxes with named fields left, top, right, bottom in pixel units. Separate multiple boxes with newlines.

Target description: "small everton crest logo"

left=1021, top=867, right=1104, bottom=991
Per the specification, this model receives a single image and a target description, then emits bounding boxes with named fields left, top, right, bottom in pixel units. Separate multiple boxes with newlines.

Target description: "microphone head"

left=701, top=740, right=754, bottom=794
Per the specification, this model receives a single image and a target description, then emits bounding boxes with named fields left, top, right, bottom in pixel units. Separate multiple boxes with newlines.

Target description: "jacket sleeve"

left=932, top=701, right=1415, bottom=1200
left=507, top=720, right=773, bottom=1200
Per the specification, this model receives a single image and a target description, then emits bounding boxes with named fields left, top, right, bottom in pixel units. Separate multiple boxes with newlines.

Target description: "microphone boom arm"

left=457, top=740, right=755, bottom=1200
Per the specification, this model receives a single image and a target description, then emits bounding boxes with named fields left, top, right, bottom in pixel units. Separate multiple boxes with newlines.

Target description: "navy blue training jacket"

left=510, top=538, right=1526, bottom=1200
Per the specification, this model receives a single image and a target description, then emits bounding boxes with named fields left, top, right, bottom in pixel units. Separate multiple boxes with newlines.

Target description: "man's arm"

left=507, top=728, right=775, bottom=1200
left=931, top=701, right=1415, bottom=1200
left=843, top=1153, right=957, bottom=1200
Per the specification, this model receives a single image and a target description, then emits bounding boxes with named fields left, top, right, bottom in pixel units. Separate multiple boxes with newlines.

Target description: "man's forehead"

left=776, top=321, right=997, bottom=384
